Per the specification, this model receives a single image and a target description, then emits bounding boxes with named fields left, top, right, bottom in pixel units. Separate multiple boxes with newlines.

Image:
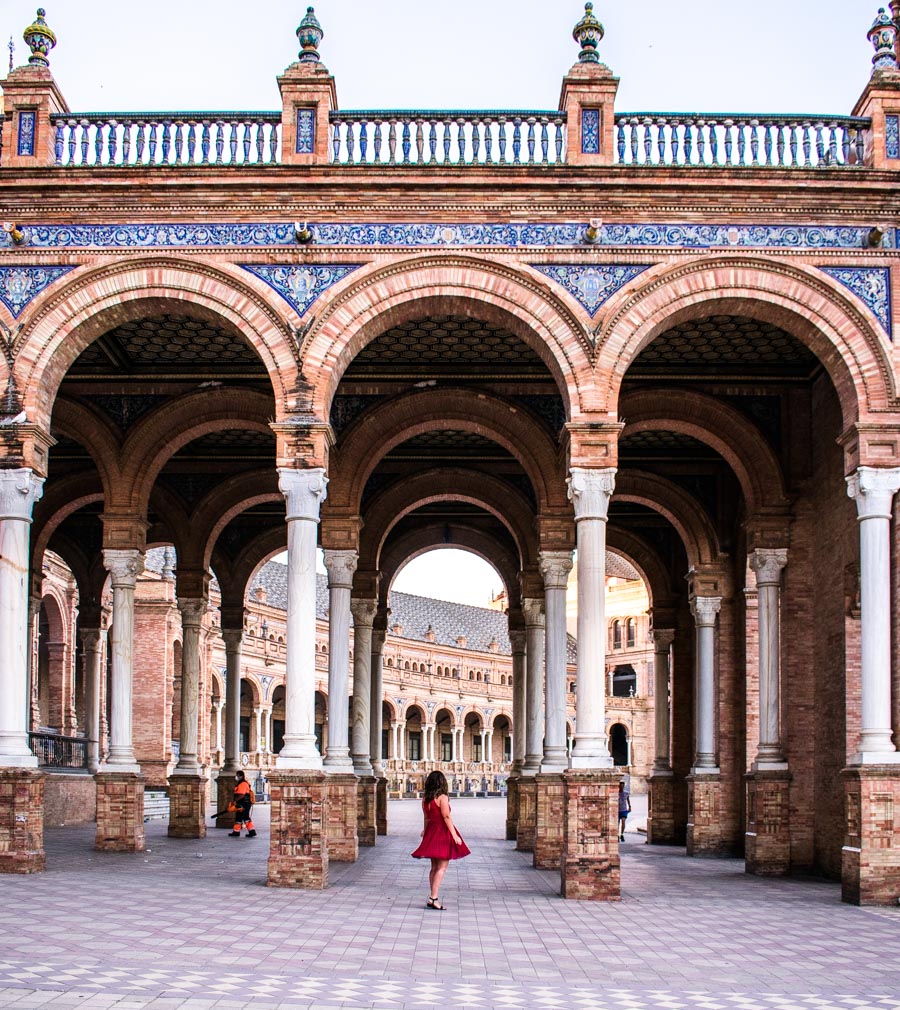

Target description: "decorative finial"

left=8, top=35, right=14, bottom=73
left=869, top=8, right=899, bottom=71
left=573, top=2, right=604, bottom=64
left=296, top=6, right=324, bottom=63
left=23, top=8, right=56, bottom=68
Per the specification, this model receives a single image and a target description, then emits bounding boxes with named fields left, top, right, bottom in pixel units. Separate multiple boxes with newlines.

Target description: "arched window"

left=500, top=675, right=506, bottom=686
left=404, top=661, right=411, bottom=670
left=609, top=723, right=629, bottom=766
left=612, top=620, right=622, bottom=650
left=386, top=658, right=393, bottom=667
left=476, top=672, right=482, bottom=682
left=469, top=671, right=474, bottom=680
left=626, top=618, right=636, bottom=648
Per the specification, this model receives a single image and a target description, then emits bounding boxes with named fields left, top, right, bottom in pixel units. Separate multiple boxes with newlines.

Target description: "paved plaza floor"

left=1, top=797, right=899, bottom=1009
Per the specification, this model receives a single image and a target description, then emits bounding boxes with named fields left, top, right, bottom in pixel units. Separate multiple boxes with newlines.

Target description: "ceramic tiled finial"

left=23, top=8, right=56, bottom=68
left=868, top=7, right=899, bottom=71
left=296, top=6, right=324, bottom=63
left=573, top=2, right=604, bottom=64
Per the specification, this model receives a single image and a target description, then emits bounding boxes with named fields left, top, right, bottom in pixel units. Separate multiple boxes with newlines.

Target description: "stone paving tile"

left=1, top=798, right=899, bottom=1009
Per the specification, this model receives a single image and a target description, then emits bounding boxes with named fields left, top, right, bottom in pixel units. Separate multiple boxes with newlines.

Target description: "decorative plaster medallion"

left=242, top=264, right=361, bottom=316
left=821, top=266, right=892, bottom=339
left=0, top=265, right=73, bottom=317
left=534, top=264, right=649, bottom=316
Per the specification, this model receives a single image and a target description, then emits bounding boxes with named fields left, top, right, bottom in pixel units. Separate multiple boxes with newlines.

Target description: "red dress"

left=411, top=797, right=471, bottom=860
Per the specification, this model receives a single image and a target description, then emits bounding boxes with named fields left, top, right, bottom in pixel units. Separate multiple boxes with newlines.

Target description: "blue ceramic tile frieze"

left=241, top=264, right=362, bottom=316
left=533, top=264, right=650, bottom=316
left=0, top=265, right=74, bottom=317
left=885, top=114, right=900, bottom=160
left=821, top=266, right=892, bottom=339
left=17, top=111, right=36, bottom=156
left=296, top=108, right=316, bottom=155
left=581, top=108, right=600, bottom=155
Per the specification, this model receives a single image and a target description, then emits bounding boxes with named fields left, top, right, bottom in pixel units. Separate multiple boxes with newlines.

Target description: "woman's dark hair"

left=423, top=770, right=448, bottom=802
left=235, top=770, right=245, bottom=783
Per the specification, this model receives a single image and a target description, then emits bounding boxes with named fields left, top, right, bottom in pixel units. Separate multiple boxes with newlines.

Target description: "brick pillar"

left=842, top=766, right=900, bottom=905
left=647, top=770, right=676, bottom=845
left=505, top=775, right=520, bottom=841
left=325, top=773, right=358, bottom=862
left=534, top=773, right=566, bottom=869
left=745, top=771, right=792, bottom=876
left=267, top=770, right=327, bottom=889
left=215, top=772, right=237, bottom=830
left=560, top=770, right=621, bottom=901
left=168, top=774, right=208, bottom=839
left=95, top=772, right=144, bottom=852
left=516, top=776, right=537, bottom=851
left=686, top=772, right=726, bottom=855
left=376, top=776, right=387, bottom=836
left=357, top=774, right=376, bottom=847
left=0, top=769, right=45, bottom=873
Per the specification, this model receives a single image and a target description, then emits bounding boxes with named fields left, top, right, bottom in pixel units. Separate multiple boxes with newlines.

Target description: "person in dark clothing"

left=229, top=770, right=256, bottom=838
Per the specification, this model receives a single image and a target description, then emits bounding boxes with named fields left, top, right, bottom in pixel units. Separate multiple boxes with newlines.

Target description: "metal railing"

left=28, top=731, right=88, bottom=769
left=613, top=113, right=869, bottom=168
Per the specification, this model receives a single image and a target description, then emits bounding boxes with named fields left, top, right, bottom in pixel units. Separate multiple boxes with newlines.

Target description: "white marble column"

left=399, top=723, right=406, bottom=762
left=568, top=468, right=616, bottom=768
left=509, top=628, right=526, bottom=774
left=847, top=467, right=900, bottom=763
left=350, top=598, right=377, bottom=775
left=222, top=629, right=242, bottom=773
left=522, top=598, right=545, bottom=775
left=390, top=721, right=399, bottom=763
left=254, top=707, right=263, bottom=752
left=213, top=700, right=223, bottom=758
left=691, top=596, right=722, bottom=772
left=486, top=729, right=494, bottom=765
left=323, top=550, right=357, bottom=772
left=0, top=469, right=44, bottom=766
left=277, top=468, right=327, bottom=769
left=539, top=551, right=574, bottom=772
left=451, top=724, right=459, bottom=762
left=174, top=598, right=206, bottom=774
left=370, top=629, right=386, bottom=775
left=81, top=628, right=104, bottom=774
left=102, top=549, right=144, bottom=772
left=480, top=728, right=488, bottom=764
left=749, top=549, right=789, bottom=769
left=652, top=629, right=675, bottom=771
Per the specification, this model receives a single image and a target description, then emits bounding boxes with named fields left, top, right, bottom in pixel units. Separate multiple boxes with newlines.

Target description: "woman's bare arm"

left=437, top=794, right=462, bottom=844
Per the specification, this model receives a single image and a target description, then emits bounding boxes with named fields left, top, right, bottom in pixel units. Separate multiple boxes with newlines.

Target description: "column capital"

left=80, top=628, right=104, bottom=650
left=652, top=628, right=675, bottom=650
left=102, top=549, right=144, bottom=588
left=567, top=467, right=616, bottom=521
left=749, top=548, right=788, bottom=586
left=350, top=597, right=377, bottom=627
left=371, top=629, right=386, bottom=654
left=538, top=550, right=574, bottom=590
left=324, top=549, right=358, bottom=589
left=846, top=466, right=900, bottom=520
left=522, top=597, right=545, bottom=628
left=0, top=468, right=44, bottom=521
left=691, top=596, right=722, bottom=627
left=177, top=598, right=208, bottom=627
left=508, top=629, right=526, bottom=654
left=278, top=466, right=328, bottom=521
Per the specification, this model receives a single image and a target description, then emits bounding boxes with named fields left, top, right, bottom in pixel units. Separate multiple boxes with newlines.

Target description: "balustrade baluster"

left=79, top=118, right=90, bottom=166
left=709, top=120, right=719, bottom=164
left=672, top=122, right=681, bottom=165
left=801, top=121, right=812, bottom=167
left=359, top=121, right=369, bottom=163
left=527, top=117, right=536, bottom=164
left=815, top=123, right=825, bottom=166
left=250, top=122, right=262, bottom=163
left=512, top=116, right=522, bottom=164
left=452, top=118, right=464, bottom=164
left=788, top=124, right=798, bottom=166
left=775, top=124, right=785, bottom=166
left=698, top=120, right=710, bottom=165
left=184, top=122, right=195, bottom=163
left=736, top=121, right=747, bottom=166
left=555, top=120, right=564, bottom=163
left=105, top=120, right=117, bottom=165
left=540, top=118, right=550, bottom=164
left=684, top=120, right=694, bottom=164
left=135, top=121, right=147, bottom=164
left=656, top=118, right=667, bottom=164
left=199, top=120, right=211, bottom=164
left=642, top=117, right=653, bottom=164
left=120, top=121, right=131, bottom=165
left=749, top=119, right=760, bottom=165
left=723, top=119, right=734, bottom=165
left=855, top=127, right=866, bottom=165
left=498, top=116, right=508, bottom=165
left=388, top=119, right=398, bottom=164
left=402, top=119, right=412, bottom=164
left=53, top=122, right=63, bottom=165
left=351, top=122, right=361, bottom=164
left=471, top=121, right=481, bottom=163
left=616, top=121, right=625, bottom=163
left=151, top=122, right=162, bottom=164
left=159, top=119, right=171, bottom=164
left=170, top=121, right=182, bottom=163
left=763, top=124, right=773, bottom=166
left=373, top=120, right=383, bottom=163
left=269, top=124, right=278, bottom=163
left=443, top=118, right=454, bottom=163
left=241, top=123, right=252, bottom=164
left=629, top=118, right=639, bottom=163
left=228, top=122, right=238, bottom=164
left=331, top=122, right=342, bottom=163
left=92, top=122, right=103, bottom=166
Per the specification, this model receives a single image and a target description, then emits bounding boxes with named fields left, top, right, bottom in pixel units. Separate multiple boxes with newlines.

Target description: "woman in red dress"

left=411, top=770, right=470, bottom=910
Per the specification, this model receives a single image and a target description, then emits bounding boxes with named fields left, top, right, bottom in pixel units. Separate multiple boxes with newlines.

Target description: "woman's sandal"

left=426, top=896, right=445, bottom=911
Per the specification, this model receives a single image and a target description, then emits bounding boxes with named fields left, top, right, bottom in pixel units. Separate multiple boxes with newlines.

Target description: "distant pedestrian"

left=411, top=770, right=470, bottom=910
left=618, top=780, right=631, bottom=842
left=229, top=770, right=256, bottom=838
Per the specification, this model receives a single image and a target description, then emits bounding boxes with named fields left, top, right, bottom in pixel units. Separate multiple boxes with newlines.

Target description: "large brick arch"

left=595, top=256, right=897, bottom=425
left=213, top=530, right=288, bottom=614
left=327, top=388, right=564, bottom=514
left=301, top=255, right=592, bottom=422
left=14, top=257, right=299, bottom=429
left=618, top=388, right=789, bottom=513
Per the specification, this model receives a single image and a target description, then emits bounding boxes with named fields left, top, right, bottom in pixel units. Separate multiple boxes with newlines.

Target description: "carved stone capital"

left=278, top=466, right=328, bottom=521
left=749, top=548, right=788, bottom=587
left=522, top=597, right=545, bottom=628
left=538, top=550, right=573, bottom=590
left=80, top=628, right=104, bottom=651
left=652, top=628, right=675, bottom=651
left=102, top=549, right=145, bottom=589
left=323, top=548, right=358, bottom=589
left=371, top=629, right=386, bottom=655
left=691, top=596, right=722, bottom=628
left=350, top=597, right=378, bottom=627
left=508, top=629, right=526, bottom=654
left=177, top=598, right=208, bottom=627
left=846, top=466, right=900, bottom=520
left=0, top=467, right=44, bottom=522
left=567, top=467, right=616, bottom=521
left=221, top=628, right=244, bottom=650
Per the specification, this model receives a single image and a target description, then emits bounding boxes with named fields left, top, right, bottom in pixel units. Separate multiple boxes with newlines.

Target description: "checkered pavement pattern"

left=0, top=797, right=898, bottom=1009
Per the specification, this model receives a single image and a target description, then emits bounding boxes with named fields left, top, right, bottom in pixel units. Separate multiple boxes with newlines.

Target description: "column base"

left=647, top=770, right=677, bottom=845
left=215, top=773, right=237, bottom=829
left=534, top=773, right=566, bottom=870
left=167, top=773, right=209, bottom=839
left=560, top=769, right=621, bottom=901
left=376, top=776, right=388, bottom=836
left=686, top=771, right=726, bottom=856
left=325, top=773, right=359, bottom=862
left=357, top=775, right=377, bottom=847
left=841, top=765, right=900, bottom=905
left=0, top=769, right=45, bottom=874
left=745, top=770, right=792, bottom=876
left=505, top=775, right=520, bottom=841
left=95, top=772, right=145, bottom=853
left=516, top=776, right=536, bottom=852
left=267, top=770, right=328, bottom=889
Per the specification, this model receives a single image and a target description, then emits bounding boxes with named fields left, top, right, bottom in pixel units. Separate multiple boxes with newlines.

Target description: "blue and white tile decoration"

left=582, top=108, right=600, bottom=155
left=17, top=111, right=35, bottom=157
left=885, top=114, right=900, bottom=160
left=296, top=108, right=316, bottom=155
left=534, top=264, right=650, bottom=316
left=0, top=265, right=73, bottom=317
left=241, top=264, right=361, bottom=316
left=821, top=266, right=892, bottom=339
left=13, top=222, right=895, bottom=251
